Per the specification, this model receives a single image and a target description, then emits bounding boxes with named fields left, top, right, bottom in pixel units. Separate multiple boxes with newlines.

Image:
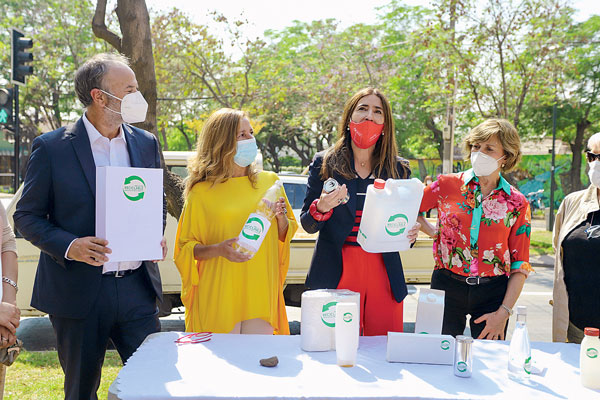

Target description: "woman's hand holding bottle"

left=317, top=184, right=348, bottom=213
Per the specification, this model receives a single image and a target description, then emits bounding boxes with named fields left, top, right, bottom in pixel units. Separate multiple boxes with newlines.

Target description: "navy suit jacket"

left=300, top=151, right=411, bottom=303
left=14, top=118, right=165, bottom=319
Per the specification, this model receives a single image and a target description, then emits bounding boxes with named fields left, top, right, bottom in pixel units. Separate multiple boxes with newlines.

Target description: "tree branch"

left=92, top=0, right=122, bottom=52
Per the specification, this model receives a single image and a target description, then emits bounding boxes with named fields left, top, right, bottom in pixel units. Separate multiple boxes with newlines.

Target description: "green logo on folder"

left=440, top=340, right=450, bottom=350
left=123, top=175, right=146, bottom=201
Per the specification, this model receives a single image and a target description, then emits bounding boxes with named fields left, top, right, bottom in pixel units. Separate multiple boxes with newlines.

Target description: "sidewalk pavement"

left=529, top=253, right=554, bottom=267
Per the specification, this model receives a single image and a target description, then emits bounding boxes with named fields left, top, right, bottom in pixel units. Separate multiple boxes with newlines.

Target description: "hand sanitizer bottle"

left=507, top=306, right=531, bottom=382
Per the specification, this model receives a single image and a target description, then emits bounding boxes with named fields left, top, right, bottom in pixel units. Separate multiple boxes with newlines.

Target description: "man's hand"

left=152, top=237, right=168, bottom=263
left=0, top=325, right=17, bottom=348
left=67, top=237, right=111, bottom=266
left=0, top=302, right=19, bottom=335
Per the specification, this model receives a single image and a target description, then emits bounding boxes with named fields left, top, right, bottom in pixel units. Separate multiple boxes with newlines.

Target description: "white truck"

left=6, top=151, right=435, bottom=316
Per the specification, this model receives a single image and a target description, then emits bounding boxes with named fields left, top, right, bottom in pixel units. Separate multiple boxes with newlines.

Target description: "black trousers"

left=431, top=269, right=509, bottom=338
left=49, top=268, right=160, bottom=400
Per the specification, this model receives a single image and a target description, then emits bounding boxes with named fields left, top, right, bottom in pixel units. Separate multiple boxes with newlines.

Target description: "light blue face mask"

left=234, top=136, right=258, bottom=167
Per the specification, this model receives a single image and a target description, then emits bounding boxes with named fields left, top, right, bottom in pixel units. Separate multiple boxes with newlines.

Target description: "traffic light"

left=11, top=28, right=34, bottom=86
left=0, top=88, right=13, bottom=129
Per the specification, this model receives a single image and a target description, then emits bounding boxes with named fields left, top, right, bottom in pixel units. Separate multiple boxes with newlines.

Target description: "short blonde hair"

left=463, top=118, right=522, bottom=172
left=587, top=132, right=600, bottom=151
left=184, top=108, right=257, bottom=197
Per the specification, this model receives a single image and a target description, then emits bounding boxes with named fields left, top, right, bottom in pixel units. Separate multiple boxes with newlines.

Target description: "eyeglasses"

left=586, top=151, right=600, bottom=163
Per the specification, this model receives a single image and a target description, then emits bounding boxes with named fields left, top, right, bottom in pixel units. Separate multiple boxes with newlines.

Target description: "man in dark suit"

left=14, top=53, right=166, bottom=400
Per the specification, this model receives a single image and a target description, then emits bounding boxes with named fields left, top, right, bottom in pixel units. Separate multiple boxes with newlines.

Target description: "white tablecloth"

left=109, top=332, right=600, bottom=400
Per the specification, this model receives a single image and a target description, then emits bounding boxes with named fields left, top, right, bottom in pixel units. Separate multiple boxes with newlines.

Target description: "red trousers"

left=337, top=245, right=404, bottom=336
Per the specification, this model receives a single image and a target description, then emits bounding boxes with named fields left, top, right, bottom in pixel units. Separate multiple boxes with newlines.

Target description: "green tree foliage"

left=0, top=0, right=104, bottom=149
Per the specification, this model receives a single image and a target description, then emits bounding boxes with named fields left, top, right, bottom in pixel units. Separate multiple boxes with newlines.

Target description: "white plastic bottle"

left=335, top=302, right=359, bottom=367
left=234, top=180, right=283, bottom=257
left=580, top=327, right=600, bottom=389
left=508, top=306, right=532, bottom=382
left=357, top=177, right=424, bottom=253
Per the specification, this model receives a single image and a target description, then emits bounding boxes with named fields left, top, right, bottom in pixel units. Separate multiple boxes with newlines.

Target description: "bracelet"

left=500, top=304, right=513, bottom=316
left=2, top=277, right=18, bottom=293
left=309, top=199, right=333, bottom=222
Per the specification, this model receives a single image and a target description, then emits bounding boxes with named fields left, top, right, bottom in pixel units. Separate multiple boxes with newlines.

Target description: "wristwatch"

left=500, top=304, right=513, bottom=316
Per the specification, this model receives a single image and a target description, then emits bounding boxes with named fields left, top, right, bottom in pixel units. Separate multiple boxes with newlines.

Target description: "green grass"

left=4, top=350, right=122, bottom=399
left=530, top=229, right=553, bottom=256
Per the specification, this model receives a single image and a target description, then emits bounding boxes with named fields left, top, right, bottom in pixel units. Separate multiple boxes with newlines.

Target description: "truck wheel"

left=283, top=284, right=306, bottom=307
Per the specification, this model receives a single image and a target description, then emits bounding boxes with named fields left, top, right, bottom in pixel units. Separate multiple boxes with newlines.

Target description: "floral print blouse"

left=419, top=169, right=533, bottom=277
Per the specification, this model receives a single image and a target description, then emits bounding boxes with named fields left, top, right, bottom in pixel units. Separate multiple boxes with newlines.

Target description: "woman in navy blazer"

left=300, top=87, right=420, bottom=335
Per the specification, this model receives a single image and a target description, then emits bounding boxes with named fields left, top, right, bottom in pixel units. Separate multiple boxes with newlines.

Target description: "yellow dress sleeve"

left=174, top=188, right=204, bottom=309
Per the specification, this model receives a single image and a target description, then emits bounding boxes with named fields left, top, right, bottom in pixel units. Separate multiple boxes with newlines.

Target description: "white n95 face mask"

left=100, top=89, right=148, bottom=124
left=588, top=161, right=600, bottom=188
left=470, top=151, right=505, bottom=177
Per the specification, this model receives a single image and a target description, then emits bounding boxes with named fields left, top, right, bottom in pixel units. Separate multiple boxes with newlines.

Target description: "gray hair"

left=587, top=132, right=600, bottom=150
left=74, top=53, right=130, bottom=107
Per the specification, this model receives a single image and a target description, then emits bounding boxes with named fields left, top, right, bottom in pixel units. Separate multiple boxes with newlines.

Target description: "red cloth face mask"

left=349, top=120, right=384, bottom=149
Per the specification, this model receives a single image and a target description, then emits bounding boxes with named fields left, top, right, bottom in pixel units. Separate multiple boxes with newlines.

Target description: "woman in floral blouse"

left=418, top=119, right=532, bottom=340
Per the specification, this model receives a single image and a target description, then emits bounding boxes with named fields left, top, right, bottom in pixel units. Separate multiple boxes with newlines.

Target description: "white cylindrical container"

left=335, top=302, right=359, bottom=367
left=454, top=335, right=473, bottom=377
left=580, top=327, right=600, bottom=389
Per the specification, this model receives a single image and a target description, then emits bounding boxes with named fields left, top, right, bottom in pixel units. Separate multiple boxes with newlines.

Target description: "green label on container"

left=441, top=340, right=450, bottom=350
left=385, top=214, right=408, bottom=236
left=343, top=312, right=353, bottom=323
left=321, top=301, right=337, bottom=327
left=524, top=356, right=532, bottom=374
left=241, top=217, right=264, bottom=241
left=587, top=348, right=598, bottom=359
left=457, top=361, right=467, bottom=372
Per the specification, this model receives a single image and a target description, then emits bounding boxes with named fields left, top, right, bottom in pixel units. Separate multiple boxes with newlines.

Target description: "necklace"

left=360, top=161, right=366, bottom=167
left=585, top=211, right=600, bottom=239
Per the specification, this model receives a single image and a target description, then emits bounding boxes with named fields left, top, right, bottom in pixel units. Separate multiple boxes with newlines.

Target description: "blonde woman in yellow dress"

left=174, top=108, right=298, bottom=334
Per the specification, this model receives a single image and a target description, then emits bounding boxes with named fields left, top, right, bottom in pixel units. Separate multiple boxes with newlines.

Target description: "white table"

left=109, top=332, right=600, bottom=400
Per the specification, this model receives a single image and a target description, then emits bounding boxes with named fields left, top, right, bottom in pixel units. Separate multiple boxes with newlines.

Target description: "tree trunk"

left=93, top=0, right=184, bottom=218
left=425, top=116, right=444, bottom=160
left=561, top=119, right=590, bottom=195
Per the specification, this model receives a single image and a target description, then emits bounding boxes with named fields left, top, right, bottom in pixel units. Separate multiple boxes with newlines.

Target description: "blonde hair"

left=463, top=118, right=522, bottom=172
left=184, top=108, right=258, bottom=197
left=321, top=87, right=406, bottom=180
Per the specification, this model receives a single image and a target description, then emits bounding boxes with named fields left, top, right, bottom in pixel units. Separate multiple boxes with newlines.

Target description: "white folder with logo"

left=96, top=166, right=163, bottom=263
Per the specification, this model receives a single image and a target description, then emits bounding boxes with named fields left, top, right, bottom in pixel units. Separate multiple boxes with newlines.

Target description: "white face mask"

left=470, top=151, right=505, bottom=177
left=234, top=136, right=258, bottom=167
left=588, top=161, right=600, bottom=188
left=100, top=89, right=148, bottom=124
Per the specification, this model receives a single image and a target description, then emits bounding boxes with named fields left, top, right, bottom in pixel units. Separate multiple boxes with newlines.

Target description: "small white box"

left=386, top=332, right=455, bottom=365
left=96, top=166, right=163, bottom=262
left=414, top=288, right=445, bottom=335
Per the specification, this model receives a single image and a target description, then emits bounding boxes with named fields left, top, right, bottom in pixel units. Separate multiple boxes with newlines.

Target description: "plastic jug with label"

left=357, top=178, right=424, bottom=252
left=580, top=327, right=600, bottom=389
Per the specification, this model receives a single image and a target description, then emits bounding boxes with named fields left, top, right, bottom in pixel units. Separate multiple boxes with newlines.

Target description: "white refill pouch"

left=387, top=332, right=455, bottom=365
left=335, top=302, right=359, bottom=367
left=414, top=288, right=445, bottom=335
